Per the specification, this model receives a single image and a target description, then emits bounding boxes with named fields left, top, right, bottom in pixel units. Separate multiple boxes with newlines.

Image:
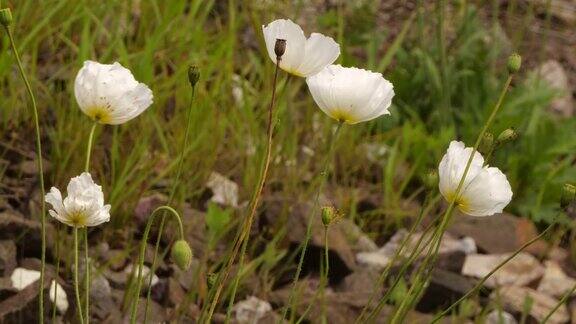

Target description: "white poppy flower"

left=438, top=141, right=513, bottom=216
left=45, top=172, right=111, bottom=227
left=262, top=19, right=340, bottom=77
left=74, top=60, right=153, bottom=125
left=306, top=65, right=395, bottom=124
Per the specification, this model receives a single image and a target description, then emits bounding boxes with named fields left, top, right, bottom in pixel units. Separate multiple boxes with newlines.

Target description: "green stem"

left=3, top=23, right=47, bottom=323
left=74, top=228, right=85, bottom=324
left=542, top=282, right=576, bottom=323
left=144, top=85, right=196, bottom=322
left=130, top=206, right=185, bottom=324
left=204, top=54, right=282, bottom=324
left=281, top=122, right=343, bottom=323
left=51, top=224, right=61, bottom=323
left=83, top=122, right=97, bottom=323
left=85, top=123, right=97, bottom=172
left=433, top=222, right=554, bottom=323
left=321, top=225, right=329, bottom=323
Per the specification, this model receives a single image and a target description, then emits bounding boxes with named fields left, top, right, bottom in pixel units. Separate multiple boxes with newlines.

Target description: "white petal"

left=460, top=167, right=513, bottom=216
left=306, top=65, right=394, bottom=124
left=438, top=141, right=484, bottom=201
left=85, top=204, right=111, bottom=227
left=45, top=187, right=65, bottom=217
left=74, top=60, right=153, bottom=124
left=294, top=33, right=340, bottom=77
left=262, top=19, right=306, bottom=74
left=66, top=172, right=96, bottom=197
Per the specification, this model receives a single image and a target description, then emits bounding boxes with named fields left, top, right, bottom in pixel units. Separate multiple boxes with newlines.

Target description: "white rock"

left=10, top=267, right=41, bottom=290
left=124, top=264, right=159, bottom=288
left=462, top=253, right=544, bottom=288
left=537, top=261, right=576, bottom=298
left=495, top=286, right=569, bottom=324
left=537, top=60, right=574, bottom=118
left=49, top=280, right=69, bottom=314
left=233, top=296, right=272, bottom=324
left=356, top=230, right=476, bottom=270
left=485, top=310, right=518, bottom=324
left=207, top=172, right=239, bottom=207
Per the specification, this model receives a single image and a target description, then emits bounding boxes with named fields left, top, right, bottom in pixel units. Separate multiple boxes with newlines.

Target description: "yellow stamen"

left=329, top=109, right=357, bottom=124
left=85, top=107, right=111, bottom=124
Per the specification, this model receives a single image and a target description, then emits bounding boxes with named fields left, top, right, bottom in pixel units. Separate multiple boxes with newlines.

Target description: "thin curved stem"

left=204, top=55, right=282, bottom=324
left=432, top=222, right=553, bottom=323
left=51, top=224, right=61, bottom=323
left=130, top=206, right=184, bottom=324
left=281, top=122, right=343, bottom=323
left=143, top=85, right=196, bottom=323
left=74, top=228, right=85, bottom=324
left=321, top=225, right=329, bottom=322
left=85, top=123, right=97, bottom=172
left=3, top=24, right=47, bottom=323
left=542, top=282, right=576, bottom=323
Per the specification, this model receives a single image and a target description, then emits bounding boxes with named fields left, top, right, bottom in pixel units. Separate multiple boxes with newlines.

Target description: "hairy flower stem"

left=281, top=122, right=343, bottom=323
left=52, top=224, right=61, bottom=323
left=74, top=228, right=85, bottom=324
left=320, top=225, right=330, bottom=322
left=3, top=23, right=47, bottom=323
left=143, top=85, right=197, bottom=322
left=83, top=122, right=97, bottom=323
left=355, top=194, right=432, bottom=323
left=389, top=74, right=515, bottom=323
left=543, top=278, right=576, bottom=323
left=433, top=222, right=554, bottom=323
left=202, top=54, right=283, bottom=324
left=130, top=206, right=185, bottom=324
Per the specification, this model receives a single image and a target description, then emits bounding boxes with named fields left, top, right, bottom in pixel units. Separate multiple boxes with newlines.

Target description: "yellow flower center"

left=85, top=106, right=111, bottom=124
left=329, top=109, right=358, bottom=124
left=445, top=191, right=470, bottom=213
left=67, top=211, right=87, bottom=227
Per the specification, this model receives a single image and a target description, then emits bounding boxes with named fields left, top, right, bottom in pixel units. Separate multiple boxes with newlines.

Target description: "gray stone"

left=496, top=286, right=569, bottom=324
left=462, top=253, right=544, bottom=288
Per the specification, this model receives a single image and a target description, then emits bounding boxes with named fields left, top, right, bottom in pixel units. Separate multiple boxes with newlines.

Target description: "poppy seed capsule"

left=321, top=206, right=336, bottom=226
left=171, top=240, right=193, bottom=270
left=496, top=128, right=519, bottom=146
left=560, top=184, right=576, bottom=209
left=507, top=53, right=522, bottom=74
left=274, top=39, right=286, bottom=58
left=188, top=66, right=200, bottom=87
left=0, top=8, right=12, bottom=26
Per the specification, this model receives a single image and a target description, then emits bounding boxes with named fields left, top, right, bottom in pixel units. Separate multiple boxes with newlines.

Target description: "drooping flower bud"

left=496, top=128, right=519, bottom=146
left=423, top=169, right=439, bottom=191
left=170, top=240, right=193, bottom=270
left=188, top=66, right=200, bottom=87
left=478, top=132, right=494, bottom=155
left=321, top=206, right=337, bottom=226
left=507, top=53, right=522, bottom=74
left=0, top=8, right=12, bottom=26
left=274, top=39, right=286, bottom=58
left=560, top=184, right=576, bottom=209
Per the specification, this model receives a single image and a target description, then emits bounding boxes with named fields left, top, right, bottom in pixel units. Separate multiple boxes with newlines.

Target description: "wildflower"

left=45, top=172, right=111, bottom=227
left=74, top=61, right=153, bottom=124
left=306, top=65, right=394, bottom=124
left=438, top=141, right=512, bottom=216
left=262, top=19, right=339, bottom=77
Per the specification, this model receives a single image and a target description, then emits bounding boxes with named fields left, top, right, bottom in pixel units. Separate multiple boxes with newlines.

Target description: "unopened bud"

left=496, top=128, right=519, bottom=146
left=423, top=170, right=439, bottom=191
left=478, top=132, right=494, bottom=155
left=170, top=240, right=193, bottom=270
left=560, top=184, right=576, bottom=209
left=321, top=206, right=337, bottom=226
left=207, top=273, right=217, bottom=289
left=188, top=66, right=200, bottom=87
left=274, top=39, right=286, bottom=58
left=507, top=53, right=522, bottom=74
left=0, top=8, right=12, bottom=26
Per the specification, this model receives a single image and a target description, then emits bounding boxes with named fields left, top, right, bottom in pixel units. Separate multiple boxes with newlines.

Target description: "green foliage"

left=205, top=203, right=232, bottom=248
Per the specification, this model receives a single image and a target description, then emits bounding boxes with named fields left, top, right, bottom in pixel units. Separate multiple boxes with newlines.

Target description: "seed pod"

left=321, top=206, right=337, bottom=226
left=496, top=128, right=519, bottom=146
left=170, top=240, right=193, bottom=270
left=478, top=132, right=494, bottom=155
left=274, top=39, right=286, bottom=58
left=507, top=53, right=522, bottom=74
left=0, top=8, right=12, bottom=26
left=188, top=66, right=200, bottom=87
left=560, top=183, right=576, bottom=209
